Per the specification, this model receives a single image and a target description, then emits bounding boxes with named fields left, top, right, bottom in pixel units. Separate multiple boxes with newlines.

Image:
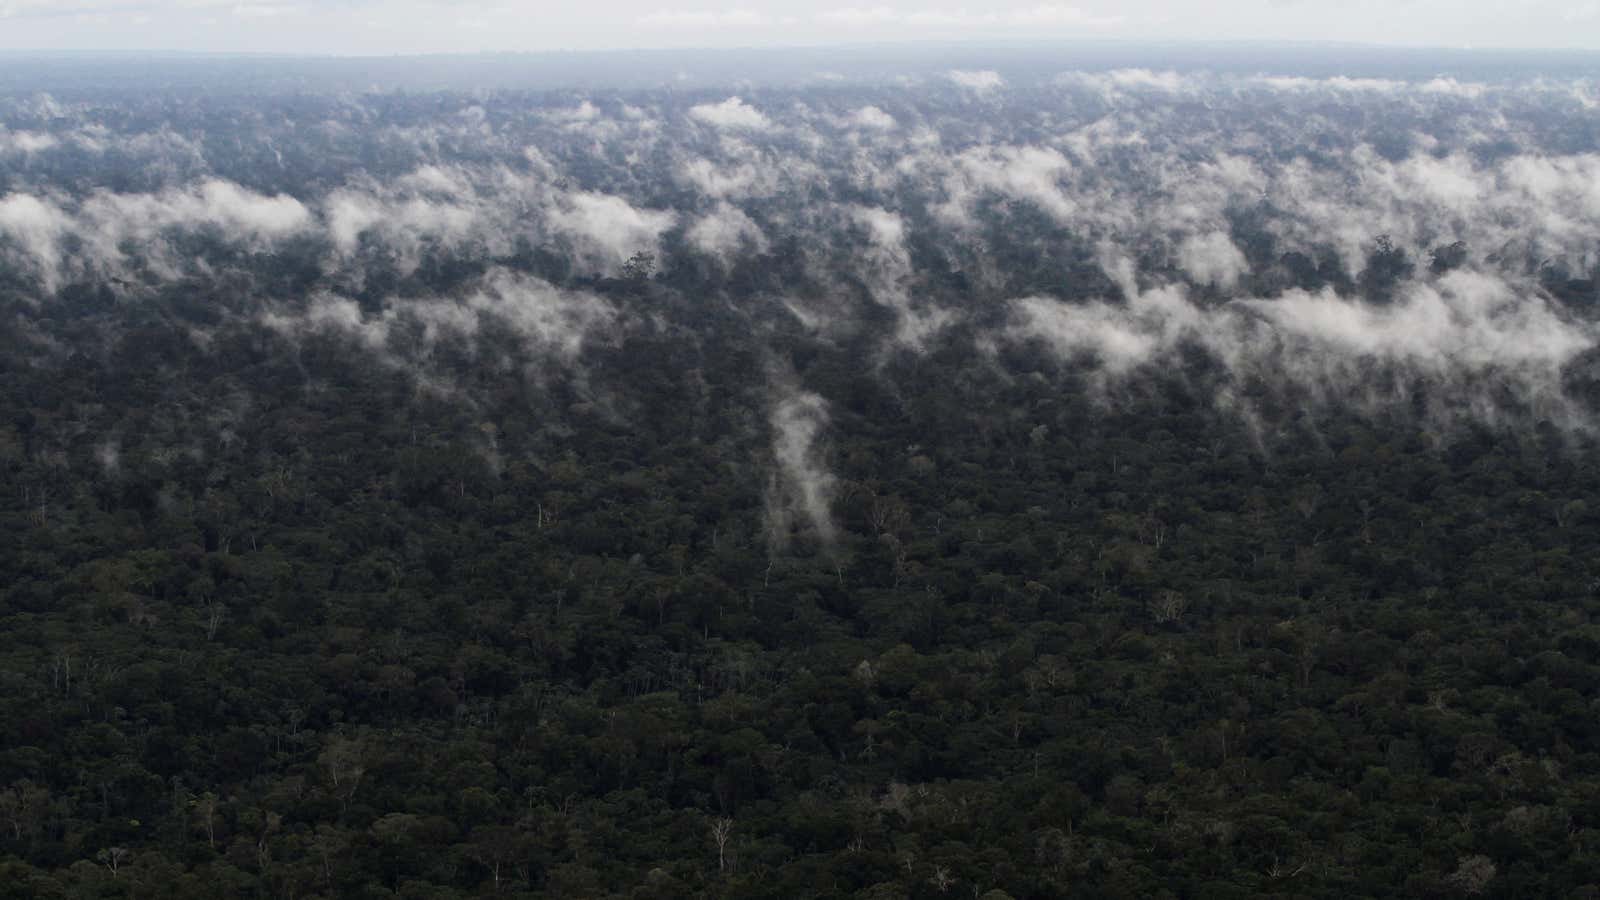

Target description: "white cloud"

left=1245, top=73, right=1486, bottom=98
left=819, top=5, right=1121, bottom=29
left=1008, top=258, right=1597, bottom=428
left=188, top=178, right=312, bottom=237
left=1001, top=3, right=1123, bottom=26
left=1177, top=232, right=1249, bottom=288
left=0, top=179, right=311, bottom=286
left=679, top=155, right=778, bottom=199
left=688, top=96, right=772, bottom=130
left=946, top=69, right=1005, bottom=92
left=637, top=8, right=774, bottom=28
left=767, top=383, right=837, bottom=548
left=460, top=269, right=617, bottom=359
left=548, top=191, right=676, bottom=274
left=937, top=144, right=1075, bottom=225
left=848, top=105, right=897, bottom=130
left=543, top=100, right=602, bottom=124
left=1252, top=75, right=1407, bottom=93
left=324, top=188, right=479, bottom=258
left=0, top=130, right=59, bottom=154
left=231, top=3, right=302, bottom=17
left=687, top=201, right=768, bottom=260
left=74, top=179, right=313, bottom=258
left=1420, top=77, right=1487, bottom=98
left=264, top=269, right=616, bottom=364
left=1067, top=67, right=1188, bottom=93
left=815, top=6, right=901, bottom=26
left=0, top=193, right=71, bottom=290
left=844, top=204, right=951, bottom=345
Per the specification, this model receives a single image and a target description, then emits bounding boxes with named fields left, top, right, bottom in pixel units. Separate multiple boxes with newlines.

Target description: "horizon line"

left=3, top=37, right=1600, bottom=61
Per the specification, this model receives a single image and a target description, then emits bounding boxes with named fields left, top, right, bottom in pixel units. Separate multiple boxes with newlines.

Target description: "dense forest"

left=3, top=55, right=1600, bottom=898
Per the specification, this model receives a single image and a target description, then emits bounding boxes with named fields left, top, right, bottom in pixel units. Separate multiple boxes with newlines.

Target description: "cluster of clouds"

left=1008, top=259, right=1596, bottom=430
left=0, top=115, right=211, bottom=175
left=261, top=268, right=619, bottom=368
left=0, top=178, right=313, bottom=290
left=5, top=73, right=1596, bottom=322
left=0, top=128, right=59, bottom=155
left=0, top=160, right=682, bottom=290
left=1048, top=69, right=1500, bottom=99
left=5, top=71, right=1600, bottom=544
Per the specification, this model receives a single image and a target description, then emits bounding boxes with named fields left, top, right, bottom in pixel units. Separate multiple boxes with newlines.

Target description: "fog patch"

left=1177, top=232, right=1249, bottom=289
left=687, top=201, right=768, bottom=262
left=689, top=97, right=772, bottom=131
left=548, top=191, right=675, bottom=275
left=937, top=144, right=1075, bottom=226
left=1007, top=264, right=1598, bottom=428
left=845, top=204, right=950, bottom=347
left=0, top=130, right=59, bottom=155
left=262, top=269, right=616, bottom=366
left=0, top=193, right=72, bottom=291
left=765, top=380, right=838, bottom=552
left=848, top=105, right=897, bottom=130
left=1066, top=68, right=1188, bottom=95
left=947, top=70, right=1005, bottom=93
left=679, top=155, right=780, bottom=200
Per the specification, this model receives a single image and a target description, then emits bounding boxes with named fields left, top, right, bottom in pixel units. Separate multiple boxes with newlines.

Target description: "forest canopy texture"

left=3, top=50, right=1600, bottom=898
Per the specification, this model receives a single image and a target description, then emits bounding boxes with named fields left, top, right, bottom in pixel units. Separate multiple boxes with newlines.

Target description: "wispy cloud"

left=687, top=96, right=772, bottom=130
left=817, top=4, right=1123, bottom=28
left=945, top=69, right=1005, bottom=92
left=637, top=7, right=789, bottom=28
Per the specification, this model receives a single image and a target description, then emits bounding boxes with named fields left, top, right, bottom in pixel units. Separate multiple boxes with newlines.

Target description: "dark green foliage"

left=4, top=259, right=1600, bottom=899
left=3, top=80, right=1600, bottom=900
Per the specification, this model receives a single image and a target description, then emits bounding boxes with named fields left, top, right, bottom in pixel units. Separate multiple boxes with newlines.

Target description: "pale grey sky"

left=0, top=0, right=1596, bottom=55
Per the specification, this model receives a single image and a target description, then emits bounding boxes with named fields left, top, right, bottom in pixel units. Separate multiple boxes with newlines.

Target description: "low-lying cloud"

left=3, top=66, right=1599, bottom=444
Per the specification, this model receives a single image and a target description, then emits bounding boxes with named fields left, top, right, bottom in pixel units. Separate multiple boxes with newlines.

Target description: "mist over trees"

left=2, top=50, right=1600, bottom=898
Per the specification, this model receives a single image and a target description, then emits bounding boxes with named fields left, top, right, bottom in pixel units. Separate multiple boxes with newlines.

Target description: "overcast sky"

left=0, top=0, right=1596, bottom=55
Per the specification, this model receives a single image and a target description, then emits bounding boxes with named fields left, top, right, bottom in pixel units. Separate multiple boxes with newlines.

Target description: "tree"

left=189, top=791, right=220, bottom=851
left=465, top=825, right=524, bottom=893
left=1448, top=855, right=1497, bottom=895
left=710, top=817, right=733, bottom=874
left=96, top=847, right=130, bottom=878
left=622, top=252, right=656, bottom=283
left=0, top=781, right=49, bottom=844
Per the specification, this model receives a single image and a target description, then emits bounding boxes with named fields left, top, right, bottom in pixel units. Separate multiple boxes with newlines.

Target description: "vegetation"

left=3, top=66, right=1600, bottom=898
